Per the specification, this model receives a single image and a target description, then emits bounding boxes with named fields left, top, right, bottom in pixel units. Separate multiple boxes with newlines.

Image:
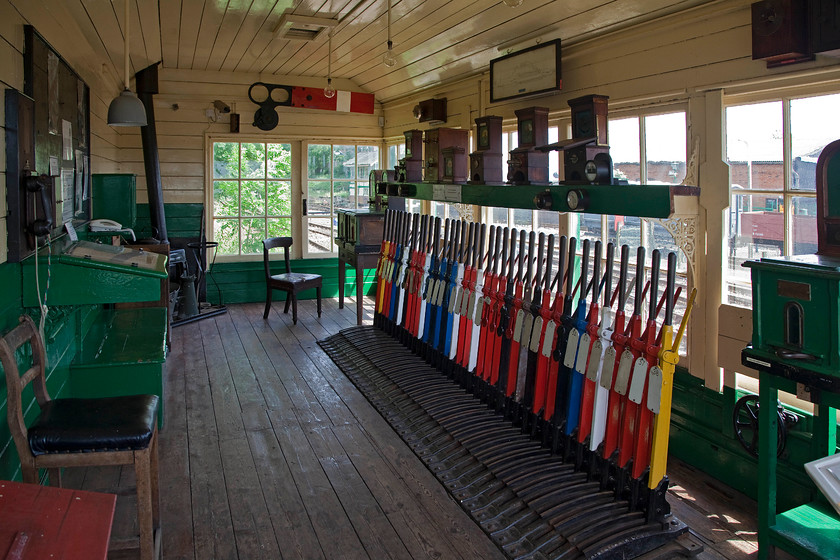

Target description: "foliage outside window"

left=212, top=142, right=292, bottom=256
left=307, top=143, right=380, bottom=255
left=724, top=93, right=840, bottom=307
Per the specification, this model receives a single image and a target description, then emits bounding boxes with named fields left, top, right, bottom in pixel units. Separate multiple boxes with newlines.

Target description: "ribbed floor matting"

left=318, top=326, right=687, bottom=560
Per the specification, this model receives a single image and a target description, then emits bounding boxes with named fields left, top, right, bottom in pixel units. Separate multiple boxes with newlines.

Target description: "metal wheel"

left=732, top=394, right=788, bottom=458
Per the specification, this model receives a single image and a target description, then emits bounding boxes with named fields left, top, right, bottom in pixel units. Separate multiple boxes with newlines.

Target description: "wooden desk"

left=0, top=480, right=116, bottom=560
left=338, top=248, right=380, bottom=325
left=336, top=209, right=385, bottom=325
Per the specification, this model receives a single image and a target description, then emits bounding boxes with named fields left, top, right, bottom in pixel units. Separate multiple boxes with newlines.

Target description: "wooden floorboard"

left=61, top=296, right=785, bottom=560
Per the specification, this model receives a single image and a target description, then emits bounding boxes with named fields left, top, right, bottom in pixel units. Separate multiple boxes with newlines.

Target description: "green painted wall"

left=0, top=256, right=90, bottom=482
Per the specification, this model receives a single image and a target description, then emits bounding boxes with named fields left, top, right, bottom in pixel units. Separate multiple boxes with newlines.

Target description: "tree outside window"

left=212, top=142, right=292, bottom=256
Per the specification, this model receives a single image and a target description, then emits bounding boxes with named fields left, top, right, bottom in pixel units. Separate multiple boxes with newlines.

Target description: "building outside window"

left=211, top=141, right=293, bottom=256
left=724, top=93, right=840, bottom=307
left=307, top=143, right=380, bottom=255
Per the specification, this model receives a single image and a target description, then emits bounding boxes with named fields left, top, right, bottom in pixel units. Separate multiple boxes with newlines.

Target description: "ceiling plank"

left=177, top=0, right=205, bottom=68
left=220, top=0, right=286, bottom=72
left=191, top=0, right=227, bottom=70
left=135, top=0, right=162, bottom=67
left=159, top=0, right=182, bottom=69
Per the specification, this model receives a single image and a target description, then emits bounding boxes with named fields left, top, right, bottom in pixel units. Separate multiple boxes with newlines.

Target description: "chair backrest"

left=263, top=237, right=293, bottom=278
left=0, top=315, right=50, bottom=461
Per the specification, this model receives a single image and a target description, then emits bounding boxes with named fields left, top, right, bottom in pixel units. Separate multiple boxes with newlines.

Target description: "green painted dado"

left=208, top=257, right=379, bottom=305
left=135, top=203, right=204, bottom=240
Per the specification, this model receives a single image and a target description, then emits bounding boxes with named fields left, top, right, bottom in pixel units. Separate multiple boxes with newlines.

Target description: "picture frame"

left=490, top=39, right=561, bottom=103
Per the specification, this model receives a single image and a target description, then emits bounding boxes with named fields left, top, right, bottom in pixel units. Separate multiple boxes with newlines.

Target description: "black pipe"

left=135, top=63, right=168, bottom=243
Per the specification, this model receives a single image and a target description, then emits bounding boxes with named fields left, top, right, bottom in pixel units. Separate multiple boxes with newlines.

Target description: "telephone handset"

left=24, top=172, right=53, bottom=237
left=89, top=219, right=123, bottom=231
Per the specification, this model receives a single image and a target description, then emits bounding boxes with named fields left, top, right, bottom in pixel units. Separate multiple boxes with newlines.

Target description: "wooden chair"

left=263, top=237, right=323, bottom=323
left=1, top=315, right=160, bottom=560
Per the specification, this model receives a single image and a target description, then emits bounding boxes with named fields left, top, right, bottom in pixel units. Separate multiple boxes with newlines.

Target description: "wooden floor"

left=65, top=296, right=786, bottom=560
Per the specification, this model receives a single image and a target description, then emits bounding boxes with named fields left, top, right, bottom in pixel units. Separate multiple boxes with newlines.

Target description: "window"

left=724, top=93, right=840, bottom=307
left=307, top=143, right=380, bottom=255
left=575, top=111, right=689, bottom=352
left=486, top=126, right=560, bottom=235
left=212, top=142, right=292, bottom=256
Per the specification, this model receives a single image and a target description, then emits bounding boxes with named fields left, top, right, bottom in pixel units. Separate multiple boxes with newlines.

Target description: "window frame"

left=303, top=140, right=382, bottom=258
left=206, top=138, right=296, bottom=261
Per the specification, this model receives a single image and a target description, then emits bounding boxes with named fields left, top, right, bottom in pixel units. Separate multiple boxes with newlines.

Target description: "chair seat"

left=29, top=395, right=160, bottom=456
left=270, top=272, right=322, bottom=284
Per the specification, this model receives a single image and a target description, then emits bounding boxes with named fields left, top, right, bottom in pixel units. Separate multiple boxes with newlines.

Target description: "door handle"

left=302, top=198, right=308, bottom=216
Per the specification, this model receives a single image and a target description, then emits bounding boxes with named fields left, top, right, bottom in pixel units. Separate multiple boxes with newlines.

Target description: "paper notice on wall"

left=61, top=168, right=74, bottom=223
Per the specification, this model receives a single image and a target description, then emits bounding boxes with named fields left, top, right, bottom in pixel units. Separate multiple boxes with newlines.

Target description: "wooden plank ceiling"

left=65, top=0, right=716, bottom=103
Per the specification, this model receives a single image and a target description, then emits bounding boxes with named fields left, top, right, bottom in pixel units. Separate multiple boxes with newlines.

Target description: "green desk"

left=742, top=347, right=840, bottom=560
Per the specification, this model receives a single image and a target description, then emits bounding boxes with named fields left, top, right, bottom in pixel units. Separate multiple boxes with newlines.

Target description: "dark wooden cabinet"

left=336, top=209, right=386, bottom=324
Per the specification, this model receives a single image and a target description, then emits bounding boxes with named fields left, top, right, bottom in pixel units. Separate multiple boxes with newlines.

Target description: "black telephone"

left=24, top=171, right=53, bottom=237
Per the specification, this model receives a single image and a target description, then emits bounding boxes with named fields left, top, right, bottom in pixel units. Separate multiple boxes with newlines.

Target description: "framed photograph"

left=490, top=39, right=561, bottom=103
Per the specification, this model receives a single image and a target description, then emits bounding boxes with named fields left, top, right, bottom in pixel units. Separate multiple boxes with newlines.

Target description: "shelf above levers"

left=382, top=182, right=700, bottom=219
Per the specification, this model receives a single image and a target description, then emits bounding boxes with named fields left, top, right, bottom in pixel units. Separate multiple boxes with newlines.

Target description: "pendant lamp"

left=108, top=0, right=147, bottom=126
left=383, top=0, right=396, bottom=68
left=324, top=31, right=336, bottom=98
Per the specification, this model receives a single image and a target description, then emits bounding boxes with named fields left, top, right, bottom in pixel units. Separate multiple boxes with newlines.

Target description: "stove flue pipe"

left=135, top=63, right=168, bottom=243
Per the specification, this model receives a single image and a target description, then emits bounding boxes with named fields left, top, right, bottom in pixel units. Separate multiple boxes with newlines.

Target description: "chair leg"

left=283, top=292, right=291, bottom=314
left=150, top=428, right=161, bottom=530
left=316, top=286, right=322, bottom=317
left=135, top=446, right=155, bottom=560
left=21, top=465, right=39, bottom=485
left=263, top=288, right=273, bottom=319
left=47, top=468, right=62, bottom=487
left=291, top=295, right=299, bottom=324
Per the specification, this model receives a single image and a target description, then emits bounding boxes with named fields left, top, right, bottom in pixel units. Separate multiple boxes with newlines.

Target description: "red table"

left=0, top=480, right=116, bottom=560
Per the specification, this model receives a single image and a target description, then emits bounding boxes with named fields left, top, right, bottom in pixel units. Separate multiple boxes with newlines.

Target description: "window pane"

left=241, top=218, right=266, bottom=254
left=308, top=144, right=331, bottom=179
left=267, top=181, right=291, bottom=216
left=726, top=102, right=783, bottom=191
left=489, top=207, right=508, bottom=228
left=213, top=181, right=238, bottom=217
left=214, top=219, right=240, bottom=255
left=431, top=202, right=446, bottom=218
left=791, top=196, right=818, bottom=255
left=240, top=143, right=266, bottom=178
left=645, top=112, right=686, bottom=185
left=333, top=145, right=355, bottom=179
left=448, top=204, right=461, bottom=220
left=267, top=143, right=292, bottom=179
left=267, top=218, right=292, bottom=238
left=608, top=215, right=641, bottom=249
left=647, top=221, right=687, bottom=274
left=308, top=217, right=333, bottom=254
left=578, top=213, right=602, bottom=245
left=408, top=199, right=422, bottom=214
left=240, top=180, right=266, bottom=217
left=536, top=211, right=558, bottom=235
left=725, top=193, right=784, bottom=305
left=213, top=142, right=239, bottom=179
left=513, top=209, right=533, bottom=231
left=609, top=118, right=640, bottom=184
left=334, top=181, right=354, bottom=210
left=357, top=145, right=379, bottom=184
left=308, top=180, right=332, bottom=215
left=790, top=93, right=840, bottom=191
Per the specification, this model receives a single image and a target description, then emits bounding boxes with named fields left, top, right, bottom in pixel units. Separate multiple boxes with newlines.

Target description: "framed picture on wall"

left=490, top=39, right=562, bottom=103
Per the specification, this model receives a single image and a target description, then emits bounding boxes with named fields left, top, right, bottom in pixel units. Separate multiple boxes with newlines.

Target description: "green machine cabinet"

left=742, top=139, right=840, bottom=560
left=91, top=173, right=136, bottom=229
left=23, top=238, right=169, bottom=426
